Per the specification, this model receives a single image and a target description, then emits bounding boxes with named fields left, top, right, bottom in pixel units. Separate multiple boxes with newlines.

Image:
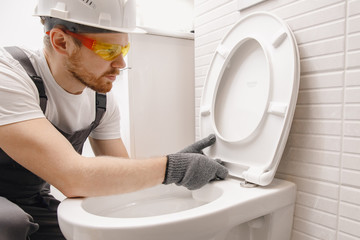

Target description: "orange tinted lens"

left=93, top=42, right=130, bottom=61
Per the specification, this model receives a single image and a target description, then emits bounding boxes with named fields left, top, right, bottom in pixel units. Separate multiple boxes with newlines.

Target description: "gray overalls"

left=0, top=47, right=106, bottom=240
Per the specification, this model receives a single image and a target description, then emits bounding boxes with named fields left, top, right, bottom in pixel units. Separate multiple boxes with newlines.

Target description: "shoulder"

left=0, top=47, right=38, bottom=94
left=0, top=47, right=43, bottom=126
left=0, top=46, right=40, bottom=66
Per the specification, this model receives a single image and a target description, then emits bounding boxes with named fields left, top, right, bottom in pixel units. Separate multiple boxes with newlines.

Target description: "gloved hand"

left=163, top=134, right=228, bottom=190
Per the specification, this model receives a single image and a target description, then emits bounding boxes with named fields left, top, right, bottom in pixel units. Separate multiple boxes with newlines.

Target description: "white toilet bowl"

left=58, top=12, right=300, bottom=240
left=59, top=179, right=296, bottom=240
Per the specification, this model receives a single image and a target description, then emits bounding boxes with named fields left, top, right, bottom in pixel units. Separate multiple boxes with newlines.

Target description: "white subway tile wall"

left=194, top=0, right=360, bottom=239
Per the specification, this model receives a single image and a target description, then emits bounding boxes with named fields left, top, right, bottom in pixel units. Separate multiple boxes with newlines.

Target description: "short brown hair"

left=40, top=17, right=81, bottom=51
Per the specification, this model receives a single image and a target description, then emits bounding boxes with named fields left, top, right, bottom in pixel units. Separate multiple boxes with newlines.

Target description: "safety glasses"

left=46, top=30, right=130, bottom=61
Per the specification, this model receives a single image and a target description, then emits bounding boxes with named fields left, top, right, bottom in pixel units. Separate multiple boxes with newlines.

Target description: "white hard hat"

left=34, top=0, right=145, bottom=33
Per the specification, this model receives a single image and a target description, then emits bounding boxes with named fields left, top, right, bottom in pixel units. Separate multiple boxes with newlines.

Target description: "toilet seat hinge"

left=240, top=180, right=258, bottom=188
left=242, top=167, right=265, bottom=186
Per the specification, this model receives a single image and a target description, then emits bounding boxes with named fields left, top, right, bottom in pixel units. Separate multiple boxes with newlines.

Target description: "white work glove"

left=163, top=134, right=228, bottom=190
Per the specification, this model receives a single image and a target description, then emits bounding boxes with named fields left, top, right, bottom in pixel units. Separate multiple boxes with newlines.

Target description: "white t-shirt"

left=0, top=47, right=121, bottom=140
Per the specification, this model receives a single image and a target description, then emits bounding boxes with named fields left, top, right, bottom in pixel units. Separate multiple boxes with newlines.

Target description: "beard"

left=66, top=50, right=119, bottom=93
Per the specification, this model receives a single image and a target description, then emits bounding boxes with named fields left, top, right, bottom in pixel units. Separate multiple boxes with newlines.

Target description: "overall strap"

left=95, top=92, right=107, bottom=121
left=4, top=46, right=47, bottom=113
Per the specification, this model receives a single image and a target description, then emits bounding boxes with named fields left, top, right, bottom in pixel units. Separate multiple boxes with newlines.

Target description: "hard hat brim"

left=35, top=14, right=146, bottom=34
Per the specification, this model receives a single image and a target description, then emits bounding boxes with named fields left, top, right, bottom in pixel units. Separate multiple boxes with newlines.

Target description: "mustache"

left=103, top=68, right=120, bottom=76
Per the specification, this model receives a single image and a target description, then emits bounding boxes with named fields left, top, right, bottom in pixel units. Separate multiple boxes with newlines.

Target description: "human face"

left=65, top=32, right=129, bottom=93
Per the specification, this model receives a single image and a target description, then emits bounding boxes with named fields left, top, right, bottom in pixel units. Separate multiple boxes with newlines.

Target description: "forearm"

left=59, top=155, right=167, bottom=198
left=0, top=119, right=227, bottom=199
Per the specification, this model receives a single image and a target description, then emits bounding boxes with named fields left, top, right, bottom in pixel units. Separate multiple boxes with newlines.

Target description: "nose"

left=111, top=54, right=126, bottom=69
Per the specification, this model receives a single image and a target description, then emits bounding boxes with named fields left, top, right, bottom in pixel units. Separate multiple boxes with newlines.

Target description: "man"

left=0, top=0, right=228, bottom=239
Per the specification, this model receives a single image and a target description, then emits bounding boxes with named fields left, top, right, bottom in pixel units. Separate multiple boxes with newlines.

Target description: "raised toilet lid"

left=200, top=12, right=300, bottom=186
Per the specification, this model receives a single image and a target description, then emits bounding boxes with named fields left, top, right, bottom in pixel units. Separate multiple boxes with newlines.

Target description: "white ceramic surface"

left=58, top=179, right=296, bottom=240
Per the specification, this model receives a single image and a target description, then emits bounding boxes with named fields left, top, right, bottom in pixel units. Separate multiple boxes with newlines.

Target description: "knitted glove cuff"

left=163, top=153, right=189, bottom=185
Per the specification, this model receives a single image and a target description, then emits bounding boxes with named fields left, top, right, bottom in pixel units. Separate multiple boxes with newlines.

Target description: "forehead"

left=82, top=32, right=129, bottom=45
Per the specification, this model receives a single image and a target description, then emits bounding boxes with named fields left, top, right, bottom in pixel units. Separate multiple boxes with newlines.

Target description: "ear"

left=49, top=28, right=75, bottom=56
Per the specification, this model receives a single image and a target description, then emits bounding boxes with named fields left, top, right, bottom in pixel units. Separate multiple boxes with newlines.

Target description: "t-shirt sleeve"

left=0, top=57, right=44, bottom=126
left=89, top=90, right=121, bottom=140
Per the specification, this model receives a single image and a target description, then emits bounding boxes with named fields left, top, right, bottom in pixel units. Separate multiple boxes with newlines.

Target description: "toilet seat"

left=200, top=12, right=300, bottom=186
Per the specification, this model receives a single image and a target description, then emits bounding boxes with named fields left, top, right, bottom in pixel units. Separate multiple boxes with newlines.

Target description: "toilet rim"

left=58, top=183, right=228, bottom=228
left=58, top=179, right=296, bottom=229
left=59, top=199, right=225, bottom=228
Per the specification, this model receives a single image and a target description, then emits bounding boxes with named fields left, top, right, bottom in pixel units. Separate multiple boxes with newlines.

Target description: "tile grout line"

left=336, top=0, right=350, bottom=238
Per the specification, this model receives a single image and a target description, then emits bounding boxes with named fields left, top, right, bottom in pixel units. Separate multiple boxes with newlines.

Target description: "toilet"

left=57, top=12, right=300, bottom=240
